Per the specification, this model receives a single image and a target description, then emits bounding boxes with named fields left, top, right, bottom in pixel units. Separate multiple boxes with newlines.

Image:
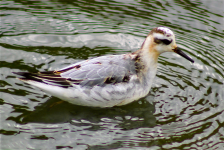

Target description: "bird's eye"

left=154, top=38, right=172, bottom=45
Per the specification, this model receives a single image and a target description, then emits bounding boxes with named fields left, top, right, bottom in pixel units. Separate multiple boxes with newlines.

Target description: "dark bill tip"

left=174, top=47, right=194, bottom=63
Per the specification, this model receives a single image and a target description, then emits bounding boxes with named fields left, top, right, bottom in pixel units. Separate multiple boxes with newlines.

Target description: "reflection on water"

left=16, top=98, right=156, bottom=128
left=1, top=0, right=224, bottom=149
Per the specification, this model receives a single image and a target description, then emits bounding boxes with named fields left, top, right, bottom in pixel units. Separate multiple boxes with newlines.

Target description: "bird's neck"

left=132, top=48, right=159, bottom=89
left=131, top=49, right=158, bottom=82
left=141, top=35, right=160, bottom=61
left=134, top=47, right=159, bottom=70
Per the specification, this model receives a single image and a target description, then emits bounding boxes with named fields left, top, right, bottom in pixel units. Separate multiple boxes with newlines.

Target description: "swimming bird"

left=14, top=27, right=194, bottom=107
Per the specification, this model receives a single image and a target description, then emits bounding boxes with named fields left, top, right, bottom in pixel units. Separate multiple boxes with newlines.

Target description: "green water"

left=1, top=0, right=224, bottom=149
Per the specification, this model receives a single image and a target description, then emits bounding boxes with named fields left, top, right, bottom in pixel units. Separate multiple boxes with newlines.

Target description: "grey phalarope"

left=14, top=27, right=194, bottom=107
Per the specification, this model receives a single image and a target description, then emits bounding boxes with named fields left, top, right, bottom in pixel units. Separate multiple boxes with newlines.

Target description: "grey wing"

left=59, top=55, right=137, bottom=87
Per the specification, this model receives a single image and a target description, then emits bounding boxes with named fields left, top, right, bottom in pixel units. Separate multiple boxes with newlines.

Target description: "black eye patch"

left=154, top=38, right=172, bottom=45
left=161, top=39, right=172, bottom=45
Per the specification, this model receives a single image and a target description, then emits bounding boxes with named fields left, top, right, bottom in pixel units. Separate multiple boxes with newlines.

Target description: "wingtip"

left=13, top=72, right=29, bottom=76
left=12, top=72, right=21, bottom=75
left=13, top=72, right=41, bottom=82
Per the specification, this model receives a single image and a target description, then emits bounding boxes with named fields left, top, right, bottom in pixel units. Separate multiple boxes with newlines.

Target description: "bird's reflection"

left=15, top=97, right=156, bottom=130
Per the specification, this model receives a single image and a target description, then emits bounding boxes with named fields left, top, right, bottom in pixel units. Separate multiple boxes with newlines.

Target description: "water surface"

left=1, top=0, right=224, bottom=149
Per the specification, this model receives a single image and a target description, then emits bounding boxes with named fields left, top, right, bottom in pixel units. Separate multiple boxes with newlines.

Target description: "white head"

left=142, top=27, right=194, bottom=63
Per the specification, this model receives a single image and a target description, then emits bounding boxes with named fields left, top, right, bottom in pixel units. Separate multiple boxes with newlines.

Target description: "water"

left=1, top=0, right=224, bottom=149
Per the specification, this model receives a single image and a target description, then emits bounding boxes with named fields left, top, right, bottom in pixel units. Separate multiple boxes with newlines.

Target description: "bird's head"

left=142, top=27, right=194, bottom=63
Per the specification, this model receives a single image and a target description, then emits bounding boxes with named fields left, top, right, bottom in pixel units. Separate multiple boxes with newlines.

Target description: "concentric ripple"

left=0, top=0, right=224, bottom=149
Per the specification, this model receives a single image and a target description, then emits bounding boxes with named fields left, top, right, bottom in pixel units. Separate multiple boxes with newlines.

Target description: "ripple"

left=1, top=0, right=224, bottom=149
left=0, top=33, right=143, bottom=50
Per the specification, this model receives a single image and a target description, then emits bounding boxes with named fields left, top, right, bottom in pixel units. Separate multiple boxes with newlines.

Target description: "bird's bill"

left=174, top=47, right=194, bottom=63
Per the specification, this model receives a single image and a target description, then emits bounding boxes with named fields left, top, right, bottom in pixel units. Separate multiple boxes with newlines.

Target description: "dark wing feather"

left=13, top=72, right=75, bottom=88
left=14, top=54, right=138, bottom=88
